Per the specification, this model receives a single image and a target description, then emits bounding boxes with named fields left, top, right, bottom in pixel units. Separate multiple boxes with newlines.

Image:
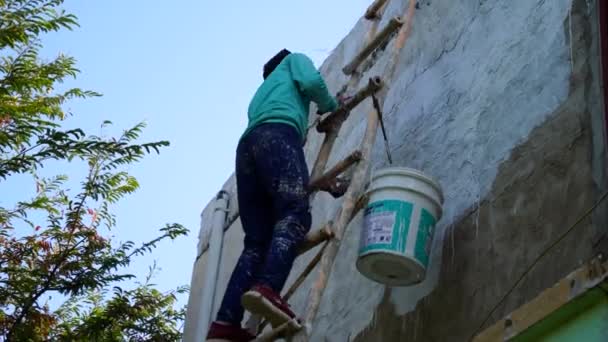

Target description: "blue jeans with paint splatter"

left=216, top=123, right=312, bottom=325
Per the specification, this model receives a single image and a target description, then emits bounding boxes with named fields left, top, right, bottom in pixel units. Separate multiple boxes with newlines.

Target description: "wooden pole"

left=342, top=17, right=404, bottom=75
left=309, top=130, right=339, bottom=182
left=288, top=243, right=329, bottom=302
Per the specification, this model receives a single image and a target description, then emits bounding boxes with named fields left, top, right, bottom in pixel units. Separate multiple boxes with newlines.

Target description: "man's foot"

left=241, top=284, right=299, bottom=328
left=206, top=321, right=255, bottom=342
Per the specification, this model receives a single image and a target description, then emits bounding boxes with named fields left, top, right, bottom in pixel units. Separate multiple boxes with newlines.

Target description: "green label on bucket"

left=415, top=208, right=436, bottom=267
left=359, top=200, right=413, bottom=254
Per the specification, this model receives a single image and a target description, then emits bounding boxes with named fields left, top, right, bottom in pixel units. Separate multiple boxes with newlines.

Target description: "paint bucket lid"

left=356, top=250, right=426, bottom=286
left=370, top=167, right=444, bottom=205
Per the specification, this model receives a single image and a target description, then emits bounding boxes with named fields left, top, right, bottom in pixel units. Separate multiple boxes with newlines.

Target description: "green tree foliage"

left=0, top=1, right=189, bottom=340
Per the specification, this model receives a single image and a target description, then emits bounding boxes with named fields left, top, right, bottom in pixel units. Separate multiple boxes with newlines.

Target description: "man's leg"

left=255, top=124, right=312, bottom=293
left=214, top=135, right=274, bottom=326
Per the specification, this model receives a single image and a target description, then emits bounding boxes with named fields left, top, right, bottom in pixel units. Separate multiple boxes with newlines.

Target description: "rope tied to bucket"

left=372, top=93, right=392, bottom=165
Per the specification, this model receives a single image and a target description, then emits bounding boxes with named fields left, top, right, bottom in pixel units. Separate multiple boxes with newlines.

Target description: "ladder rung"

left=343, top=16, right=403, bottom=75
left=317, top=77, right=383, bottom=133
left=308, top=150, right=362, bottom=193
left=298, top=222, right=333, bottom=256
left=364, top=0, right=390, bottom=20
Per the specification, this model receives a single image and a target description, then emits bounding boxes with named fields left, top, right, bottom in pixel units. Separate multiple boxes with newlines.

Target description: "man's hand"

left=316, top=92, right=352, bottom=115
left=337, top=93, right=353, bottom=107
left=326, top=177, right=350, bottom=198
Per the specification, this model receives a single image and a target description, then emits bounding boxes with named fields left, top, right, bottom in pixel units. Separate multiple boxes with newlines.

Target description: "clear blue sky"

left=2, top=0, right=371, bottom=309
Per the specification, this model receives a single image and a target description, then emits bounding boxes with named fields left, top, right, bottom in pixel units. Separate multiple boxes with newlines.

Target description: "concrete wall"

left=187, top=0, right=608, bottom=340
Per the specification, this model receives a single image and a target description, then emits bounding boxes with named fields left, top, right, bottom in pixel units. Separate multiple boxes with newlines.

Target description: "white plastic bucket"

left=356, top=167, right=444, bottom=286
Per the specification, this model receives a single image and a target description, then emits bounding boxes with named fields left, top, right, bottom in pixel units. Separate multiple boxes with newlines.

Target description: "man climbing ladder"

left=206, top=49, right=343, bottom=342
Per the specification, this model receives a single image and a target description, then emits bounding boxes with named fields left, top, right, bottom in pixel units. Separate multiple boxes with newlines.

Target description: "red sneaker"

left=206, top=322, right=255, bottom=342
left=241, top=284, right=298, bottom=328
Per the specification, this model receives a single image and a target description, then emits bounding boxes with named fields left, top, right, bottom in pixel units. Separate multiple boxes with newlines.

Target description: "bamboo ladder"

left=248, top=0, right=417, bottom=340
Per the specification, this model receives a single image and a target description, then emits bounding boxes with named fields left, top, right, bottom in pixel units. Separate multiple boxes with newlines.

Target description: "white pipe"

left=194, top=190, right=230, bottom=342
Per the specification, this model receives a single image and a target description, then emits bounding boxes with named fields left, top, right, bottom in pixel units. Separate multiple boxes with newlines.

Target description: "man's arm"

left=289, top=53, right=339, bottom=114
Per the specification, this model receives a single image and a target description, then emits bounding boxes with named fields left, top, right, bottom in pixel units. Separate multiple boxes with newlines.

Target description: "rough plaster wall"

left=352, top=0, right=608, bottom=340
left=379, top=0, right=573, bottom=316
left=355, top=54, right=605, bottom=342
left=293, top=1, right=605, bottom=341
left=190, top=0, right=607, bottom=340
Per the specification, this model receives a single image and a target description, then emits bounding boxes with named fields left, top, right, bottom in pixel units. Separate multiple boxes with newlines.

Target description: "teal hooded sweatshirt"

left=243, top=52, right=338, bottom=141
